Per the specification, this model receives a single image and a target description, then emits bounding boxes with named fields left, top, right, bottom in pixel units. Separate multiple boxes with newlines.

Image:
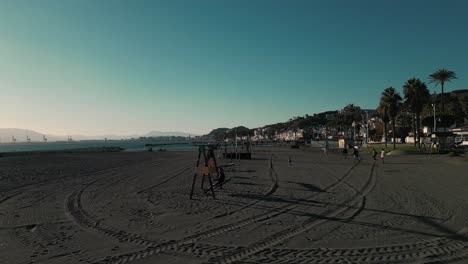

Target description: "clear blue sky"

left=1, top=0, right=467, bottom=135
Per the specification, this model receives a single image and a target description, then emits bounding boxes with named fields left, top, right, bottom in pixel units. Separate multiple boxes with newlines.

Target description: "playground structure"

left=190, top=146, right=220, bottom=199
left=222, top=136, right=254, bottom=160
left=190, top=145, right=234, bottom=199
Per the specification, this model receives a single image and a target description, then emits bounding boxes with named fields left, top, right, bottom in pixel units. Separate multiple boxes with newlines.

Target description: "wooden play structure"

left=190, top=146, right=220, bottom=199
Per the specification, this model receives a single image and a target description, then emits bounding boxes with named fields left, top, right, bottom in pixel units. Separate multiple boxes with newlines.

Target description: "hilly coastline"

left=0, top=128, right=196, bottom=143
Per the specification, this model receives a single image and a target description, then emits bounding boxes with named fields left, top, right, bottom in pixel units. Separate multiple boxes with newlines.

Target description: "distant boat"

left=12, top=136, right=16, bottom=143
left=43, top=135, right=48, bottom=142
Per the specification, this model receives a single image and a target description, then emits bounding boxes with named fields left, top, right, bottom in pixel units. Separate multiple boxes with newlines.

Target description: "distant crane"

left=12, top=136, right=16, bottom=143
left=43, top=135, right=48, bottom=143
left=26, top=135, right=31, bottom=143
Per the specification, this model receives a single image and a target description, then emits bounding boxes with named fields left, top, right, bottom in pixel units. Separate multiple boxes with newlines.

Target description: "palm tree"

left=377, top=103, right=389, bottom=148
left=403, top=78, right=430, bottom=149
left=380, top=87, right=402, bottom=149
left=429, top=69, right=457, bottom=113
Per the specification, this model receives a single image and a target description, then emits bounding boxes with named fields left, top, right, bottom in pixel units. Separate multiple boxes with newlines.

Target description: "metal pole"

left=325, top=127, right=328, bottom=149
left=353, top=126, right=355, bottom=142
left=366, top=111, right=369, bottom=144
left=433, top=104, right=436, bottom=133
left=235, top=133, right=237, bottom=155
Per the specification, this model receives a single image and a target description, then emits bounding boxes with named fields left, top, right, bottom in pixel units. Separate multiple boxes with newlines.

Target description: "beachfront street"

left=1, top=146, right=468, bottom=264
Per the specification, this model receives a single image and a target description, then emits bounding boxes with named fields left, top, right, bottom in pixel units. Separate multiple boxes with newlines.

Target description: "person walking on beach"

left=372, top=148, right=378, bottom=161
left=380, top=148, right=385, bottom=164
left=217, top=167, right=226, bottom=188
left=353, top=147, right=360, bottom=162
left=342, top=147, right=348, bottom=159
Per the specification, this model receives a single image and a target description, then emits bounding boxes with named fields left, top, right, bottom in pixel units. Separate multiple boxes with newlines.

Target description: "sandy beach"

left=1, top=146, right=468, bottom=264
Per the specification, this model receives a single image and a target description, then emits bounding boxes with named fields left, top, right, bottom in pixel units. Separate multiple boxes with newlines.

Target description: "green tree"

left=377, top=103, right=390, bottom=148
left=403, top=78, right=431, bottom=149
left=207, top=128, right=230, bottom=141
left=429, top=69, right=457, bottom=114
left=380, top=87, right=402, bottom=149
left=339, top=104, right=362, bottom=138
left=460, top=95, right=468, bottom=118
left=446, top=96, right=465, bottom=126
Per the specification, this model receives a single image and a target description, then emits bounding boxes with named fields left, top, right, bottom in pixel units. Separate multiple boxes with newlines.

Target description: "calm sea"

left=0, top=141, right=197, bottom=153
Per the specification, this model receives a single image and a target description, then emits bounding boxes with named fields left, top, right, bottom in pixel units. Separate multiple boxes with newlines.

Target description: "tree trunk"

left=392, top=119, right=396, bottom=150
left=441, top=83, right=445, bottom=114
left=441, top=83, right=447, bottom=132
left=413, top=113, right=417, bottom=146
left=384, top=122, right=388, bottom=148
left=417, top=114, right=421, bottom=149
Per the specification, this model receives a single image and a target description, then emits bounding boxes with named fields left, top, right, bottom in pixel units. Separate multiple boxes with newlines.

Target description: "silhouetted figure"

left=217, top=167, right=226, bottom=188
left=372, top=148, right=377, bottom=160
left=342, top=148, right=348, bottom=159
left=353, top=147, right=360, bottom=161
left=288, top=156, right=292, bottom=166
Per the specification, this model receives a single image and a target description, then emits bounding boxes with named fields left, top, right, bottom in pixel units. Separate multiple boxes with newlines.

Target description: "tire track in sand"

left=83, top=160, right=362, bottom=264
left=206, top=161, right=377, bottom=264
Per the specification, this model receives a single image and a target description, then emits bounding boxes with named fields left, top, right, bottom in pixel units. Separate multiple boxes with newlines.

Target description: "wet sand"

left=1, top=146, right=468, bottom=264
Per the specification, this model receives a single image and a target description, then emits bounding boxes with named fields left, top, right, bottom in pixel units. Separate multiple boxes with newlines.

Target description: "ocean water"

left=0, top=141, right=197, bottom=153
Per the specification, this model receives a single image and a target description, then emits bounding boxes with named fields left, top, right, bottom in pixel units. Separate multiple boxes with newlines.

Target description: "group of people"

left=341, top=146, right=362, bottom=161
left=372, top=147, right=386, bottom=163
left=342, top=146, right=386, bottom=163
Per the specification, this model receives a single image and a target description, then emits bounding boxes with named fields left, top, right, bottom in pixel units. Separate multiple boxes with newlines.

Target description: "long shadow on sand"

left=218, top=195, right=463, bottom=241
left=305, top=213, right=468, bottom=242
left=231, top=176, right=252, bottom=180
left=233, top=181, right=267, bottom=187
left=383, top=162, right=442, bottom=165
left=416, top=216, right=468, bottom=242
left=227, top=193, right=444, bottom=222
left=285, top=181, right=326, bottom=192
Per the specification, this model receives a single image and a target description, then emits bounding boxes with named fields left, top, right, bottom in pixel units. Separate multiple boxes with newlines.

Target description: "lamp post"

left=366, top=111, right=369, bottom=145
left=431, top=103, right=436, bottom=133
left=352, top=121, right=356, bottom=143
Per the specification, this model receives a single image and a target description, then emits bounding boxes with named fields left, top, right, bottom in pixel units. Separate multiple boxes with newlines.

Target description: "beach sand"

left=1, top=146, right=468, bottom=264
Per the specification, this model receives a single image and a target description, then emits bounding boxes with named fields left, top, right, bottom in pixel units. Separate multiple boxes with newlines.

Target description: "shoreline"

left=0, top=146, right=125, bottom=157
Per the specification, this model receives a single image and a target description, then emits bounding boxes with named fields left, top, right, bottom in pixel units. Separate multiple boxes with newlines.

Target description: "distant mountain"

left=143, top=131, right=196, bottom=137
left=0, top=128, right=196, bottom=143
left=0, top=128, right=97, bottom=142
left=0, top=128, right=49, bottom=142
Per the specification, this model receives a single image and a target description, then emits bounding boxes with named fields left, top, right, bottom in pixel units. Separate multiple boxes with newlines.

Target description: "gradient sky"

left=1, top=0, right=467, bottom=135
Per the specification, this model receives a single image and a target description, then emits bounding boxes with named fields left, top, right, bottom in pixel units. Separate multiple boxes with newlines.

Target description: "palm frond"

left=429, top=68, right=457, bottom=85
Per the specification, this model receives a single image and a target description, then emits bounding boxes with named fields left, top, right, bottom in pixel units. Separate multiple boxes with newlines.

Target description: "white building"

left=451, top=125, right=468, bottom=146
left=275, top=129, right=304, bottom=141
